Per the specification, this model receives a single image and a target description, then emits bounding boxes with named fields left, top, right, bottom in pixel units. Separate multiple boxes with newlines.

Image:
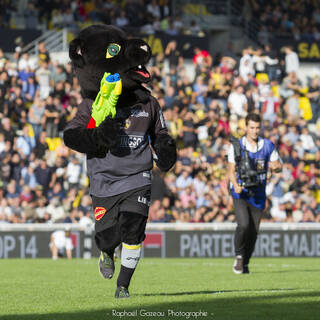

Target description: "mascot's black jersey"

left=65, top=95, right=168, bottom=197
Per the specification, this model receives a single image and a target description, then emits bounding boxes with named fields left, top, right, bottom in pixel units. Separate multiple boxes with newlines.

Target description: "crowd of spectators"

left=4, top=0, right=320, bottom=43
left=0, top=26, right=319, bottom=225
left=148, top=42, right=319, bottom=224
left=0, top=41, right=92, bottom=225
left=0, top=0, right=204, bottom=37
left=237, top=0, right=320, bottom=44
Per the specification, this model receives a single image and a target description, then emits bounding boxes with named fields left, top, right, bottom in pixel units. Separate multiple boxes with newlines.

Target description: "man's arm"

left=269, top=147, right=282, bottom=173
left=228, top=162, right=243, bottom=194
left=269, top=160, right=282, bottom=173
left=63, top=99, right=120, bottom=156
left=227, top=144, right=243, bottom=194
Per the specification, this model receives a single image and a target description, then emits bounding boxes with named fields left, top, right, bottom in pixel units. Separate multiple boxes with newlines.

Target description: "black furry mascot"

left=63, top=25, right=176, bottom=298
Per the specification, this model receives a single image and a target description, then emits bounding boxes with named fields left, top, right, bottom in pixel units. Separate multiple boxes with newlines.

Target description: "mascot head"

left=69, top=25, right=152, bottom=100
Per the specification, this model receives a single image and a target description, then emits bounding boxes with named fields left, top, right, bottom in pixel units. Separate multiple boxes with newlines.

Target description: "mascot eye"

left=106, top=43, right=121, bottom=59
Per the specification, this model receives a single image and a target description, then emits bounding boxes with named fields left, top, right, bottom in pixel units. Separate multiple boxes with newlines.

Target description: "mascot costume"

left=63, top=25, right=176, bottom=298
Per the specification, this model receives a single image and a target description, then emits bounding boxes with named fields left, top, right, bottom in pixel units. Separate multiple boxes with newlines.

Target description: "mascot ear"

left=69, top=38, right=85, bottom=68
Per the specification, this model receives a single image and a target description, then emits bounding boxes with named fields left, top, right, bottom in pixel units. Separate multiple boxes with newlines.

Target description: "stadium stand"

left=239, top=0, right=320, bottom=40
left=0, top=0, right=319, bottom=225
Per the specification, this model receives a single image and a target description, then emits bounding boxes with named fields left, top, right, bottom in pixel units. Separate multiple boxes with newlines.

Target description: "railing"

left=1, top=222, right=320, bottom=231
left=230, top=0, right=262, bottom=45
left=171, top=0, right=262, bottom=42
left=171, top=0, right=231, bottom=30
left=22, top=28, right=68, bottom=55
left=172, top=0, right=231, bottom=16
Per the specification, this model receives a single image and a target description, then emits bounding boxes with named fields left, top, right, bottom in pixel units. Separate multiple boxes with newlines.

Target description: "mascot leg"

left=115, top=212, right=147, bottom=298
left=95, top=224, right=121, bottom=279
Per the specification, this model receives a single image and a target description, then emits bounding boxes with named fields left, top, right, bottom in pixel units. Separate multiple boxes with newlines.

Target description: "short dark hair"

left=245, top=113, right=261, bottom=125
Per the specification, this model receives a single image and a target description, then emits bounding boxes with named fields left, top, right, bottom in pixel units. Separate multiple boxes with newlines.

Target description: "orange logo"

left=94, top=207, right=106, bottom=221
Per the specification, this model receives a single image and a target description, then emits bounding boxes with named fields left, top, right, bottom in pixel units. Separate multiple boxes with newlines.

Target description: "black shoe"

left=98, top=251, right=115, bottom=279
left=243, top=264, right=250, bottom=274
left=115, top=286, right=130, bottom=299
left=233, top=255, right=243, bottom=274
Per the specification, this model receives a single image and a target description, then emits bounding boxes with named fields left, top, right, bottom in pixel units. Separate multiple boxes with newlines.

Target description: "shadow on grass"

left=1, top=290, right=320, bottom=320
left=137, top=288, right=298, bottom=296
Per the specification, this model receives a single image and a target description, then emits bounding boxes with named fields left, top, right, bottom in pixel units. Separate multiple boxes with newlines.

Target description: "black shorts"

left=92, top=185, right=151, bottom=232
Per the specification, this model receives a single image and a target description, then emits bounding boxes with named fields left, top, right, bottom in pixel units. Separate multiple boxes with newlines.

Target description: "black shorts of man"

left=228, top=113, right=282, bottom=274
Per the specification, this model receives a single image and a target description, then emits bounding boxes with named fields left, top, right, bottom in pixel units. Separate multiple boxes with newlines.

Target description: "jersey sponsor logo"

left=132, top=110, right=149, bottom=117
left=94, top=207, right=106, bottom=221
left=138, top=196, right=151, bottom=206
left=131, top=107, right=149, bottom=118
left=116, top=106, right=149, bottom=119
left=119, top=135, right=146, bottom=148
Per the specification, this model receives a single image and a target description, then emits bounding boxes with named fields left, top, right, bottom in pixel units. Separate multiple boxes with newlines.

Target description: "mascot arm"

left=63, top=100, right=121, bottom=156
left=149, top=97, right=177, bottom=172
left=152, top=134, right=177, bottom=172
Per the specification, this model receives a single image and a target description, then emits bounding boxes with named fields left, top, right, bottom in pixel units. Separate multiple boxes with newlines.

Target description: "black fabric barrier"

left=0, top=230, right=83, bottom=258
left=0, top=29, right=42, bottom=52
left=272, top=37, right=320, bottom=62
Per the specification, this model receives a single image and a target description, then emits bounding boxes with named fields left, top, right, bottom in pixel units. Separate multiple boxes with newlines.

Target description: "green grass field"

left=0, top=258, right=320, bottom=320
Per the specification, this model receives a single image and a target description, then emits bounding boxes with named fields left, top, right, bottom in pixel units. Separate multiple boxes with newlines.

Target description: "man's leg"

left=95, top=224, right=121, bottom=256
left=233, top=199, right=250, bottom=273
left=243, top=204, right=262, bottom=271
left=95, top=225, right=121, bottom=279
left=92, top=193, right=121, bottom=280
left=66, top=249, right=72, bottom=259
left=50, top=243, right=59, bottom=260
left=115, top=212, right=147, bottom=298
